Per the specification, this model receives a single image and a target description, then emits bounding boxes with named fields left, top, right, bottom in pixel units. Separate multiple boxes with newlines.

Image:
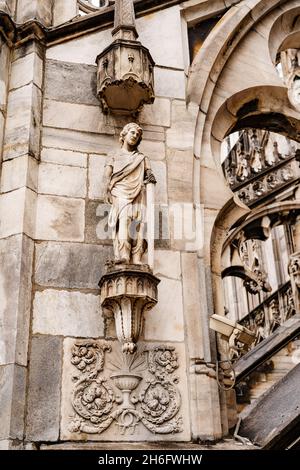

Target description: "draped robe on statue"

left=106, top=150, right=146, bottom=262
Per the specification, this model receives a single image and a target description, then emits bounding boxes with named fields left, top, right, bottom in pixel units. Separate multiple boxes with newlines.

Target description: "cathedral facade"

left=1, top=0, right=300, bottom=450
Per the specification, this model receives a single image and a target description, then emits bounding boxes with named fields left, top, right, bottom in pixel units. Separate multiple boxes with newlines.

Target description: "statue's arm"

left=144, top=156, right=156, bottom=184
left=104, top=164, right=113, bottom=203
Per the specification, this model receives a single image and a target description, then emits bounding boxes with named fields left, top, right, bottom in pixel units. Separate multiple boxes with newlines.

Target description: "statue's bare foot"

left=114, top=258, right=129, bottom=265
left=132, top=256, right=143, bottom=265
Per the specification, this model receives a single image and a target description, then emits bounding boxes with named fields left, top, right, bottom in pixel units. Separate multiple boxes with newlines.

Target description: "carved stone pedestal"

left=99, top=264, right=160, bottom=353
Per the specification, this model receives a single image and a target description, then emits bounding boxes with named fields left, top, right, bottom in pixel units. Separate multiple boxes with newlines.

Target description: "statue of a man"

left=105, top=123, right=156, bottom=265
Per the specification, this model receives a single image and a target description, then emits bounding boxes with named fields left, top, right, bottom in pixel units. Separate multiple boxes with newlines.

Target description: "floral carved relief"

left=67, top=341, right=183, bottom=437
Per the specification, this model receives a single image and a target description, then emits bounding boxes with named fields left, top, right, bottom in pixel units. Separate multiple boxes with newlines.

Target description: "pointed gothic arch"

left=185, top=0, right=300, bottom=408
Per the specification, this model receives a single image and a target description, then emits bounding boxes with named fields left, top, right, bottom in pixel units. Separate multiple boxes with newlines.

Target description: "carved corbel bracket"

left=99, top=264, right=160, bottom=354
left=222, top=265, right=271, bottom=294
left=190, top=359, right=216, bottom=378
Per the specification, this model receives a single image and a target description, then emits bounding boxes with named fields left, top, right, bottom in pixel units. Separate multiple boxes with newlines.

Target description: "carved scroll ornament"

left=69, top=342, right=182, bottom=436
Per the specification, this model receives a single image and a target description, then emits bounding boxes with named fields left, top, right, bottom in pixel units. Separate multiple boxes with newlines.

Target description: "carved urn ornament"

left=96, top=0, right=155, bottom=115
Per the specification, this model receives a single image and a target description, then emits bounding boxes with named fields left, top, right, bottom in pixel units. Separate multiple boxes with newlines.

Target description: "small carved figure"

left=254, top=309, right=267, bottom=344
left=105, top=123, right=156, bottom=264
left=265, top=141, right=277, bottom=166
left=281, top=49, right=300, bottom=111
left=268, top=299, right=280, bottom=333
left=250, top=131, right=262, bottom=173
left=235, top=142, right=249, bottom=181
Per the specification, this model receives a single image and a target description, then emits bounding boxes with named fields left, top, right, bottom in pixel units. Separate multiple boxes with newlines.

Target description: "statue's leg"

left=117, top=211, right=131, bottom=263
left=112, top=225, right=120, bottom=260
left=132, top=221, right=144, bottom=264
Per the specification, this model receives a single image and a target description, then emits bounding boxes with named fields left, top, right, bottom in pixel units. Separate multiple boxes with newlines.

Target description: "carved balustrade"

left=238, top=281, right=296, bottom=352
left=223, top=130, right=300, bottom=206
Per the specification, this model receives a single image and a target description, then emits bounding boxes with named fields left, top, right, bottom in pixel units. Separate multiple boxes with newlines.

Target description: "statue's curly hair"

left=119, top=122, right=143, bottom=146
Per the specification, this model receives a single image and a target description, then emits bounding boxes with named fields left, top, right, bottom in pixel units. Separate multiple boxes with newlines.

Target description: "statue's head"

left=120, top=122, right=143, bottom=147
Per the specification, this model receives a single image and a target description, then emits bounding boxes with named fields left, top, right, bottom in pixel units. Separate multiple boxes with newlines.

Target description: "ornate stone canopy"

left=96, top=0, right=155, bottom=115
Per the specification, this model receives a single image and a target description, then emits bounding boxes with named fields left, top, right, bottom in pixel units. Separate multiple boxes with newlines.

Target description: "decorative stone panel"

left=61, top=339, right=190, bottom=441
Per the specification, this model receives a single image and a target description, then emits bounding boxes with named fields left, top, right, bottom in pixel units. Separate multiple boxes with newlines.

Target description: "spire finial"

left=112, top=0, right=138, bottom=40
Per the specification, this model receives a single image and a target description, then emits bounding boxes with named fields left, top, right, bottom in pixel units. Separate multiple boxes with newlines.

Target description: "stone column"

left=0, top=36, right=10, bottom=163
left=0, top=31, right=45, bottom=449
left=16, top=0, right=54, bottom=26
left=182, top=253, right=223, bottom=441
left=53, top=0, right=77, bottom=26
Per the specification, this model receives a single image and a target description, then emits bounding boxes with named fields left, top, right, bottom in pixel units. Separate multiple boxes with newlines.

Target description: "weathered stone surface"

left=38, top=163, right=87, bottom=198
left=166, top=100, right=198, bottom=150
left=137, top=6, right=184, bottom=69
left=167, top=149, right=193, bottom=203
left=139, top=98, right=171, bottom=128
left=0, top=364, right=26, bottom=440
left=45, top=59, right=98, bottom=106
left=0, top=440, right=21, bottom=450
left=35, top=242, right=113, bottom=289
left=33, top=290, right=104, bottom=337
left=200, top=166, right=232, bottom=208
left=85, top=200, right=112, bottom=245
left=40, top=440, right=255, bottom=450
left=43, top=99, right=110, bottom=134
left=181, top=252, right=204, bottom=359
left=239, top=362, right=300, bottom=448
left=16, top=0, right=53, bottom=26
left=138, top=125, right=165, bottom=143
left=155, top=67, right=186, bottom=99
left=0, top=40, right=10, bottom=112
left=10, top=53, right=43, bottom=91
left=41, top=147, right=87, bottom=168
left=0, top=111, right=4, bottom=145
left=144, top=277, right=184, bottom=341
left=47, top=29, right=112, bottom=66
left=154, top=203, right=171, bottom=249
left=42, top=127, right=116, bottom=155
left=12, top=41, right=45, bottom=63
left=0, top=188, right=36, bottom=239
left=154, top=250, right=181, bottom=279
left=0, top=235, right=34, bottom=366
left=35, top=195, right=85, bottom=242
left=53, top=0, right=77, bottom=26
left=235, top=315, right=300, bottom=382
left=0, top=0, right=16, bottom=15
left=168, top=200, right=203, bottom=253
left=26, top=335, right=63, bottom=442
left=3, top=84, right=42, bottom=160
left=88, top=155, right=107, bottom=200
left=61, top=339, right=190, bottom=441
left=189, top=370, right=222, bottom=441
left=0, top=155, right=38, bottom=193
left=151, top=161, right=168, bottom=204
left=139, top=139, right=165, bottom=161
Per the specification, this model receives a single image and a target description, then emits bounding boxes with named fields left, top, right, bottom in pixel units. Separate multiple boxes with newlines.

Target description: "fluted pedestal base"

left=99, top=263, right=160, bottom=353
